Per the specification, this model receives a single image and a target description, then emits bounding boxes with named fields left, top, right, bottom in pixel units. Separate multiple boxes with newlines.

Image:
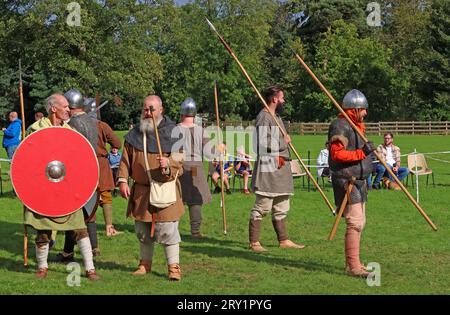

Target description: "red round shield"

left=11, top=127, right=99, bottom=217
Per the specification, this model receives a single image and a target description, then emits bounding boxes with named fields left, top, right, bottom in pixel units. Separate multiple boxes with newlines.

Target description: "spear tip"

left=205, top=17, right=217, bottom=33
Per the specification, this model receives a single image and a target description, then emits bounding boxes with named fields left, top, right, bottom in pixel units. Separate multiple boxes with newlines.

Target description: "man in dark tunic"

left=328, top=89, right=376, bottom=277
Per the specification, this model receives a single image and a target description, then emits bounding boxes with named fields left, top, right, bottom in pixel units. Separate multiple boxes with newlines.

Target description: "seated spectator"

left=211, top=143, right=233, bottom=195
left=234, top=146, right=253, bottom=194
left=107, top=147, right=122, bottom=196
left=372, top=132, right=409, bottom=190
left=34, top=111, right=44, bottom=121
left=316, top=141, right=330, bottom=180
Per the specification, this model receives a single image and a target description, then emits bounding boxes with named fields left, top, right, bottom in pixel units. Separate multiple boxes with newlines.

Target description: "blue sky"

left=175, top=0, right=192, bottom=6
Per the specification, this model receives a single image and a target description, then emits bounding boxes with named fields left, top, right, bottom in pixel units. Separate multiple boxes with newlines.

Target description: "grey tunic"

left=251, top=110, right=293, bottom=196
left=68, top=112, right=98, bottom=150
left=177, top=125, right=212, bottom=205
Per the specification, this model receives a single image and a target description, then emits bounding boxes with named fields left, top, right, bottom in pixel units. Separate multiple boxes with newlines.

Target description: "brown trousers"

left=36, top=229, right=88, bottom=248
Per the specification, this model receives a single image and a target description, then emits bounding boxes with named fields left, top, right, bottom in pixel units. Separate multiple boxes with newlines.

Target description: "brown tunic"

left=96, top=120, right=121, bottom=192
left=118, top=141, right=184, bottom=222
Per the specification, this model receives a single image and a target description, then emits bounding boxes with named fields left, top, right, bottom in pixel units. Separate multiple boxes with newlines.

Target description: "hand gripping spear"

left=205, top=18, right=335, bottom=215
left=288, top=47, right=437, bottom=231
left=214, top=81, right=227, bottom=235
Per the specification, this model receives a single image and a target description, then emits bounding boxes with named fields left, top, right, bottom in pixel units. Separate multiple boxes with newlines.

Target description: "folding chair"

left=406, top=153, right=435, bottom=187
left=290, top=159, right=307, bottom=188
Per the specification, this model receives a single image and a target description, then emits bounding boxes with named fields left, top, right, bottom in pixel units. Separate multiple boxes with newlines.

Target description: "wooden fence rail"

left=202, top=121, right=450, bottom=135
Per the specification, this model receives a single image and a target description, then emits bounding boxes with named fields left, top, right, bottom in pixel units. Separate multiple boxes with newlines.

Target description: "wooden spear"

left=214, top=81, right=227, bottom=235
left=149, top=106, right=163, bottom=157
left=328, top=177, right=355, bottom=241
left=149, top=105, right=163, bottom=239
left=18, top=59, right=28, bottom=266
left=205, top=18, right=335, bottom=215
left=290, top=50, right=437, bottom=231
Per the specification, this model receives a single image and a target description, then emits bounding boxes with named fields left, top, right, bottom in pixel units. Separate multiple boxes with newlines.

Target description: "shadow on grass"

left=1, top=220, right=338, bottom=277
left=0, top=220, right=134, bottom=275
left=0, top=190, right=17, bottom=199
left=0, top=220, right=26, bottom=257
left=181, top=234, right=246, bottom=248
left=0, top=256, right=32, bottom=274
left=182, top=238, right=341, bottom=276
left=92, top=222, right=135, bottom=235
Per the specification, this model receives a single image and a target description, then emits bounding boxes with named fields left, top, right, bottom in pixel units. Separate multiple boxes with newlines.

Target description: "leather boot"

left=248, top=219, right=267, bottom=253
left=86, top=269, right=101, bottom=281
left=36, top=268, right=48, bottom=279
left=191, top=232, right=203, bottom=239
left=168, top=263, right=181, bottom=281
left=132, top=260, right=152, bottom=276
left=347, top=266, right=370, bottom=278
left=272, top=219, right=305, bottom=249
left=345, top=264, right=369, bottom=273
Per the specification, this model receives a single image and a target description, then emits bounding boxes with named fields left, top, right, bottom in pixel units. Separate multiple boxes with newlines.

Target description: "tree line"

left=0, top=0, right=448, bottom=130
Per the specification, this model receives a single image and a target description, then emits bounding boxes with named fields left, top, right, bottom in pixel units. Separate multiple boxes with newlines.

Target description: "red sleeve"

left=330, top=141, right=366, bottom=163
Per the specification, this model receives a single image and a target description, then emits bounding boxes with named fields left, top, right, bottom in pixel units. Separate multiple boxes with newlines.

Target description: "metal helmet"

left=83, top=98, right=96, bottom=114
left=64, top=89, right=84, bottom=109
left=180, top=97, right=197, bottom=116
left=342, top=89, right=368, bottom=109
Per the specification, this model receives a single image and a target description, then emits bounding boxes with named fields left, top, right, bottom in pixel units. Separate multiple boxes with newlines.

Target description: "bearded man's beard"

left=356, top=109, right=366, bottom=122
left=276, top=102, right=286, bottom=115
left=140, top=116, right=163, bottom=133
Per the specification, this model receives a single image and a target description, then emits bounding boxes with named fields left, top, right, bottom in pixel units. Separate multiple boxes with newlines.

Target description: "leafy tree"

left=152, top=0, right=277, bottom=122
left=313, top=20, right=395, bottom=121
left=0, top=0, right=448, bottom=127
left=416, top=0, right=450, bottom=120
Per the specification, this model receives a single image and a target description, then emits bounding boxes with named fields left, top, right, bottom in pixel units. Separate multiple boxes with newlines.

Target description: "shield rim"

left=11, top=127, right=99, bottom=217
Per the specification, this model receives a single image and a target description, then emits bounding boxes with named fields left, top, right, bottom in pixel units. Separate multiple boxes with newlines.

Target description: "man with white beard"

left=117, top=95, right=185, bottom=281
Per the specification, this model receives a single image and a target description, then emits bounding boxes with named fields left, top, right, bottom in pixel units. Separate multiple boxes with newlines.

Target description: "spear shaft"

left=18, top=59, right=28, bottom=266
left=291, top=50, right=437, bottom=231
left=214, top=81, right=227, bottom=235
left=205, top=18, right=335, bottom=215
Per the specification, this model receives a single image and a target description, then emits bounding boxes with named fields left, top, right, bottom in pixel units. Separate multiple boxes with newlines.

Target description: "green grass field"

left=1, top=133, right=449, bottom=294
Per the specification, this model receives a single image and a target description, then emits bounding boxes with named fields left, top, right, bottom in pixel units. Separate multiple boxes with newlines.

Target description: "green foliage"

left=0, top=0, right=448, bottom=129
left=314, top=20, right=395, bottom=121
left=416, top=0, right=450, bottom=120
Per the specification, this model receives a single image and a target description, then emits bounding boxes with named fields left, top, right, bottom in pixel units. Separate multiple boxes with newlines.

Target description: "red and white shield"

left=11, top=127, right=99, bottom=217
